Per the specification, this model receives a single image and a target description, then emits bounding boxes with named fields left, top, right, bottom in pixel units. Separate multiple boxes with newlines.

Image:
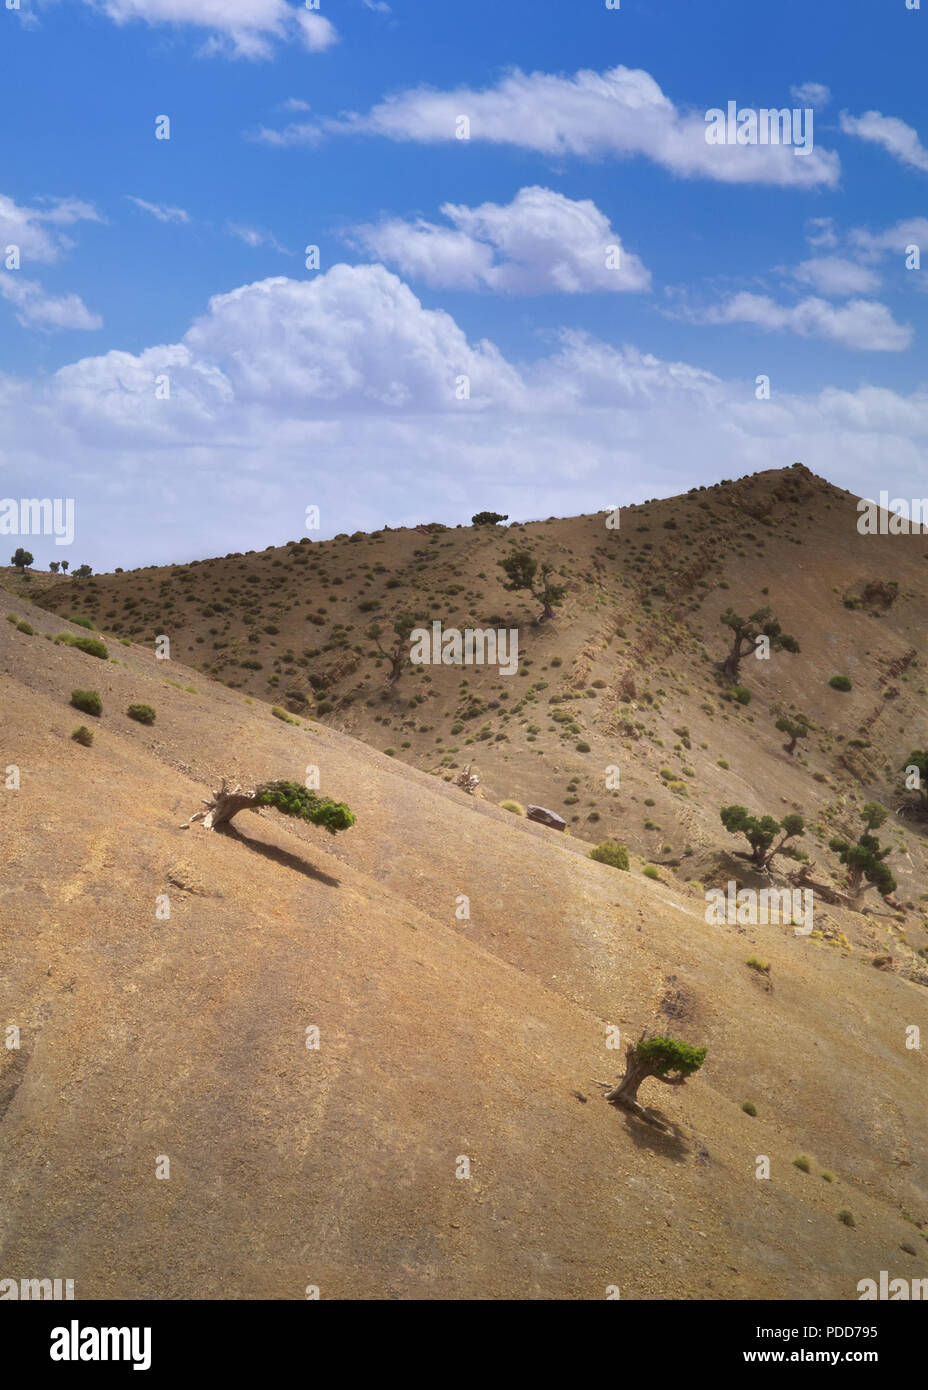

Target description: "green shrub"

left=71, top=726, right=94, bottom=746
left=70, top=639, right=109, bottom=661
left=821, top=1171, right=835, bottom=1183
left=741, top=1101, right=757, bottom=1117
left=590, top=841, right=629, bottom=871
left=575, top=740, right=591, bottom=753
left=793, top=1155, right=812, bottom=1173
left=127, top=703, right=156, bottom=725
left=829, top=674, right=852, bottom=691
left=68, top=615, right=94, bottom=629
left=837, top=1209, right=856, bottom=1227
left=642, top=864, right=660, bottom=880
left=271, top=706, right=298, bottom=724
left=15, top=620, right=35, bottom=635
left=71, top=689, right=102, bottom=717
left=499, top=800, right=526, bottom=815
left=746, top=957, right=770, bottom=974
left=253, top=780, right=355, bottom=834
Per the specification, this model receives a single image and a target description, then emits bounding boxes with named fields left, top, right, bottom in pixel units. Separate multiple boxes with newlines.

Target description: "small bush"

left=127, top=703, right=156, bottom=725
left=821, top=1171, right=835, bottom=1183
left=837, top=1209, right=856, bottom=1227
left=271, top=706, right=298, bottom=725
left=793, top=1155, right=812, bottom=1173
left=829, top=674, right=852, bottom=692
left=71, top=689, right=102, bottom=717
left=642, top=864, right=660, bottom=880
left=575, top=740, right=591, bottom=753
left=15, top=619, right=35, bottom=635
left=499, top=800, right=526, bottom=815
left=746, top=957, right=770, bottom=974
left=71, top=725, right=93, bottom=746
left=741, top=1101, right=757, bottom=1117
left=73, top=635, right=108, bottom=660
left=590, top=841, right=629, bottom=871
left=68, top=615, right=94, bottom=629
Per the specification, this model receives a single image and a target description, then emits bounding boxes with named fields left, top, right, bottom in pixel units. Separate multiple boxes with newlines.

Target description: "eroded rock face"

left=526, top=805, right=567, bottom=832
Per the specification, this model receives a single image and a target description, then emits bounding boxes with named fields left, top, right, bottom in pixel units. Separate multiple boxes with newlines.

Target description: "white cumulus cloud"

left=349, top=187, right=650, bottom=294
left=83, top=0, right=337, bottom=59
left=791, top=257, right=881, bottom=297
left=691, top=292, right=912, bottom=351
left=840, top=110, right=928, bottom=173
left=258, top=64, right=840, bottom=187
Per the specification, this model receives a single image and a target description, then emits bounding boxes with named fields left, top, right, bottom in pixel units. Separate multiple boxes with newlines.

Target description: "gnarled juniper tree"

left=828, top=801, right=896, bottom=902
left=499, top=550, right=566, bottom=621
left=717, top=606, right=799, bottom=684
left=184, top=779, right=356, bottom=833
left=366, top=612, right=422, bottom=685
left=775, top=714, right=809, bottom=756
left=720, top=805, right=805, bottom=871
left=604, top=1034, right=706, bottom=1129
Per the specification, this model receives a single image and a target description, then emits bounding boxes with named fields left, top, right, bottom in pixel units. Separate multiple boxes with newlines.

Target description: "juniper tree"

left=10, top=547, right=33, bottom=572
left=720, top=804, right=805, bottom=870
left=184, top=778, right=356, bottom=833
left=72, top=564, right=93, bottom=579
left=471, top=511, right=508, bottom=526
left=776, top=714, right=809, bottom=756
left=499, top=550, right=566, bottom=621
left=604, top=1034, right=706, bottom=1129
left=49, top=561, right=60, bottom=573
left=367, top=612, right=421, bottom=685
left=828, top=802, right=896, bottom=902
left=717, top=606, right=799, bottom=684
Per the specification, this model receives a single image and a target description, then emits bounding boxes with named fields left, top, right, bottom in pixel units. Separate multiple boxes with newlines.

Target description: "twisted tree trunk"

left=182, top=780, right=258, bottom=830
left=603, top=1038, right=686, bottom=1129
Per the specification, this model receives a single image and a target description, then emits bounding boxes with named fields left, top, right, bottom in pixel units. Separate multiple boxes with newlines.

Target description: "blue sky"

left=2, top=0, right=927, bottom=569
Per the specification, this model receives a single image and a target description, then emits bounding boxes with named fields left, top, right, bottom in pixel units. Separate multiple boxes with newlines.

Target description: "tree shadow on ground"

left=219, top=823, right=341, bottom=887
left=616, top=1107, right=691, bottom=1163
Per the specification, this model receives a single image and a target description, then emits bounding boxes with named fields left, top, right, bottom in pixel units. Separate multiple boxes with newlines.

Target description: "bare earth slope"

left=1, top=579, right=927, bottom=1299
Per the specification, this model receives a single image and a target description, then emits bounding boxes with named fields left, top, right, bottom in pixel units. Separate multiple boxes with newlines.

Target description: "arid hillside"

left=1, top=539, right=927, bottom=1299
left=33, top=464, right=928, bottom=949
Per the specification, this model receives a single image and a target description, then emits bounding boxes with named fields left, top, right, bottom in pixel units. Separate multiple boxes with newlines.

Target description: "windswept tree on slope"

left=367, top=612, right=422, bottom=685
left=720, top=805, right=805, bottom=871
left=717, top=606, right=799, bottom=684
left=775, top=713, right=810, bottom=756
left=499, top=550, right=566, bottom=621
left=603, top=1034, right=706, bottom=1130
left=828, top=801, right=896, bottom=903
left=184, top=779, right=355, bottom=833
